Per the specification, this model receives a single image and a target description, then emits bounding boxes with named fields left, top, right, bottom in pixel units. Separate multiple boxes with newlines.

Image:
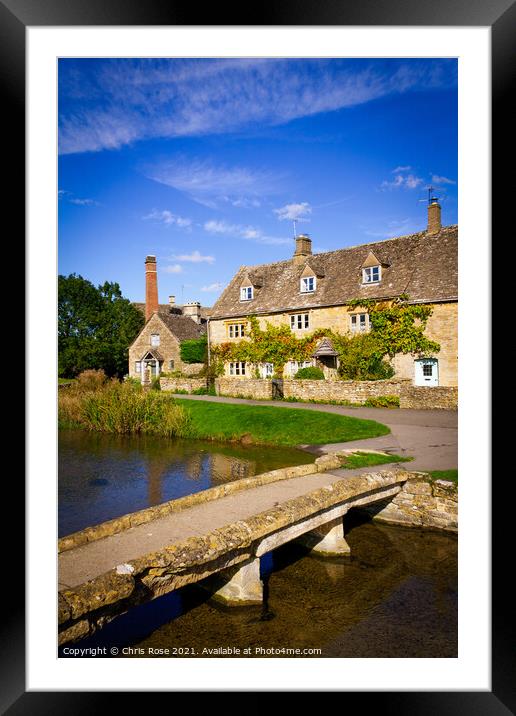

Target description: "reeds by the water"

left=58, top=371, right=191, bottom=437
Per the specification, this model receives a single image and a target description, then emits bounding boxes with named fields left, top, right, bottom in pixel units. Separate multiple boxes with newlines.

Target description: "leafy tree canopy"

left=58, top=274, right=144, bottom=378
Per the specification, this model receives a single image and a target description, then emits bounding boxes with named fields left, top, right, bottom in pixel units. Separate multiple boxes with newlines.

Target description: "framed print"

left=5, top=0, right=512, bottom=709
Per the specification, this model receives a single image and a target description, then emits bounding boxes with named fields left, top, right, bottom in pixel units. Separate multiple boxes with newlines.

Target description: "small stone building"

left=209, top=200, right=458, bottom=387
left=128, top=256, right=208, bottom=382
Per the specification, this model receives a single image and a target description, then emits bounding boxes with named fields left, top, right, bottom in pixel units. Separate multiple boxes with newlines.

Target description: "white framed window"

left=135, top=361, right=141, bottom=373
left=228, top=323, right=246, bottom=338
left=229, top=361, right=246, bottom=376
left=150, top=333, right=160, bottom=346
left=362, top=266, right=381, bottom=284
left=262, top=362, right=274, bottom=377
left=290, top=313, right=310, bottom=330
left=300, top=276, right=316, bottom=293
left=350, top=313, right=369, bottom=333
left=240, top=286, right=253, bottom=301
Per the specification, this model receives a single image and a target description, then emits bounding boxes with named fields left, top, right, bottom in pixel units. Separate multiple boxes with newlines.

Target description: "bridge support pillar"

left=301, top=517, right=351, bottom=557
left=210, top=557, right=263, bottom=606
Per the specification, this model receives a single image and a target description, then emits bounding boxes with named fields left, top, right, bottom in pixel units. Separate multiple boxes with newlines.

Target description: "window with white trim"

left=135, top=361, right=141, bottom=373
left=229, top=361, right=246, bottom=376
left=350, top=313, right=369, bottom=333
left=227, top=323, right=246, bottom=338
left=300, top=276, right=316, bottom=293
left=150, top=333, right=160, bottom=346
left=240, top=286, right=253, bottom=301
left=290, top=313, right=310, bottom=330
left=362, top=266, right=381, bottom=284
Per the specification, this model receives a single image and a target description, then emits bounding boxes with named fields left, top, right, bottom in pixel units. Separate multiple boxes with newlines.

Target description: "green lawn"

left=175, top=399, right=390, bottom=447
left=342, top=452, right=413, bottom=469
left=427, top=469, right=458, bottom=484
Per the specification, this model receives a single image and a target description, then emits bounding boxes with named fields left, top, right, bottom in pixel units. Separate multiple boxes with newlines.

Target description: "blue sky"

left=58, top=58, right=457, bottom=305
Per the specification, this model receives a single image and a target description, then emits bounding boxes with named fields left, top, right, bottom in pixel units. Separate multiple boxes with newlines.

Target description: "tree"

left=58, top=274, right=144, bottom=378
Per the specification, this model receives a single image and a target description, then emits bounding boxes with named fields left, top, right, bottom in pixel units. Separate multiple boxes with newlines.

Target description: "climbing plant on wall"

left=211, top=297, right=440, bottom=380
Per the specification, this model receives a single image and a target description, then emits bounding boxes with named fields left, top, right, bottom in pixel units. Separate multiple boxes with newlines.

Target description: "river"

left=59, top=430, right=457, bottom=658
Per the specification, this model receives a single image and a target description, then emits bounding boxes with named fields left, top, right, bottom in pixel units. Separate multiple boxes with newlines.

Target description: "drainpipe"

left=206, top=317, right=211, bottom=374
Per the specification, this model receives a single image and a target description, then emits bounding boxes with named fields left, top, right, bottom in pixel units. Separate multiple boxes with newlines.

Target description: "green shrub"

left=180, top=335, right=207, bottom=364
left=294, top=367, right=325, bottom=380
left=335, top=333, right=395, bottom=380
left=150, top=375, right=161, bottom=391
left=364, top=395, right=400, bottom=408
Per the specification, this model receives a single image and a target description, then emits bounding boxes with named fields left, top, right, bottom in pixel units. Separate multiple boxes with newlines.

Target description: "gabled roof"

left=312, top=337, right=338, bottom=357
left=159, top=314, right=206, bottom=341
left=210, top=225, right=458, bottom=319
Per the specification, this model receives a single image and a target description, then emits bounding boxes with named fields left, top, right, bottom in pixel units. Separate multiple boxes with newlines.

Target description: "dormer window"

left=240, top=286, right=253, bottom=301
left=301, top=276, right=316, bottom=293
left=362, top=266, right=381, bottom=284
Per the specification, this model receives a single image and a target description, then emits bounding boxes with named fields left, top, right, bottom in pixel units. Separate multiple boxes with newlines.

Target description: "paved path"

left=172, top=394, right=457, bottom=472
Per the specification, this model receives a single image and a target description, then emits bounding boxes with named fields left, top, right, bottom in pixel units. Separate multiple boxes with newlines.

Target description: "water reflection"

left=58, top=430, right=313, bottom=537
left=62, top=514, right=457, bottom=658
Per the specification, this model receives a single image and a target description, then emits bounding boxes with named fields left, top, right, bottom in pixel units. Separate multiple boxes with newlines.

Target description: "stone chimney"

left=145, top=255, right=159, bottom=322
left=427, top=197, right=442, bottom=235
left=293, top=234, right=312, bottom=266
left=168, top=295, right=175, bottom=307
left=183, top=301, right=201, bottom=324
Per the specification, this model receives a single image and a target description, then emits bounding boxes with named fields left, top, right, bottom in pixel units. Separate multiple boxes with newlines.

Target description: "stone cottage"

left=208, top=199, right=457, bottom=387
left=128, top=256, right=208, bottom=382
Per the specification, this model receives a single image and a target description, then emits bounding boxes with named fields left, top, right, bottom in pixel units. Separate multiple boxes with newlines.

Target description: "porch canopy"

left=139, top=348, right=164, bottom=362
left=312, top=337, right=338, bottom=358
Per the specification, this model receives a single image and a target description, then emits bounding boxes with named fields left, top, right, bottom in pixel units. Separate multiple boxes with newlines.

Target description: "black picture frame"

left=7, top=0, right=509, bottom=710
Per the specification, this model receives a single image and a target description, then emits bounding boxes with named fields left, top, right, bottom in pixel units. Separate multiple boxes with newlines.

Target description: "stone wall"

left=160, top=377, right=207, bottom=393
left=180, top=363, right=205, bottom=376
left=400, top=385, right=458, bottom=410
left=363, top=476, right=457, bottom=532
left=282, top=378, right=405, bottom=404
left=215, top=377, right=274, bottom=400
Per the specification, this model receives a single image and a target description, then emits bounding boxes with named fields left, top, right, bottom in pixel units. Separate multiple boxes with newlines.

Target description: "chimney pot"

left=169, top=295, right=175, bottom=306
left=427, top=199, right=442, bottom=235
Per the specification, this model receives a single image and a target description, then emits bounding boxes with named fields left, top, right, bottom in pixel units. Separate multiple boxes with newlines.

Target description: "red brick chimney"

left=145, top=255, right=158, bottom=322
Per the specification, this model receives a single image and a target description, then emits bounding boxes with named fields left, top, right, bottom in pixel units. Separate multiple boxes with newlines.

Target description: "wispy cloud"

left=143, top=209, right=192, bottom=229
left=381, top=168, right=423, bottom=191
left=59, top=58, right=457, bottom=155
left=59, top=189, right=100, bottom=206
left=203, top=219, right=290, bottom=245
left=145, top=157, right=282, bottom=208
left=431, top=174, right=456, bottom=185
left=201, top=282, right=225, bottom=292
left=274, top=202, right=312, bottom=222
left=364, top=217, right=418, bottom=238
left=162, top=264, right=183, bottom=274
left=170, top=250, right=214, bottom=264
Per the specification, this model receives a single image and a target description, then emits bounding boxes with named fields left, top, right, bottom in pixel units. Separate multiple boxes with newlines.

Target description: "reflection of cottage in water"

left=209, top=453, right=256, bottom=483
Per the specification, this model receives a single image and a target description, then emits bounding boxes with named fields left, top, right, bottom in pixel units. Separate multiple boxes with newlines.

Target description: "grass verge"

left=427, top=469, right=458, bottom=484
left=175, top=398, right=389, bottom=447
left=342, top=451, right=413, bottom=469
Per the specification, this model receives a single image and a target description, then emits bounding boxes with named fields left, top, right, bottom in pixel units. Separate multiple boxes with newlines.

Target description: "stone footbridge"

left=58, top=460, right=417, bottom=645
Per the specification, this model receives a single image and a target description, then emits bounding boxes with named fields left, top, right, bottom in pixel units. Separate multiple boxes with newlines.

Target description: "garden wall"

left=282, top=378, right=405, bottom=404
left=180, top=363, right=205, bottom=377
left=215, top=377, right=274, bottom=400
left=160, top=377, right=207, bottom=393
left=399, top=385, right=458, bottom=410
